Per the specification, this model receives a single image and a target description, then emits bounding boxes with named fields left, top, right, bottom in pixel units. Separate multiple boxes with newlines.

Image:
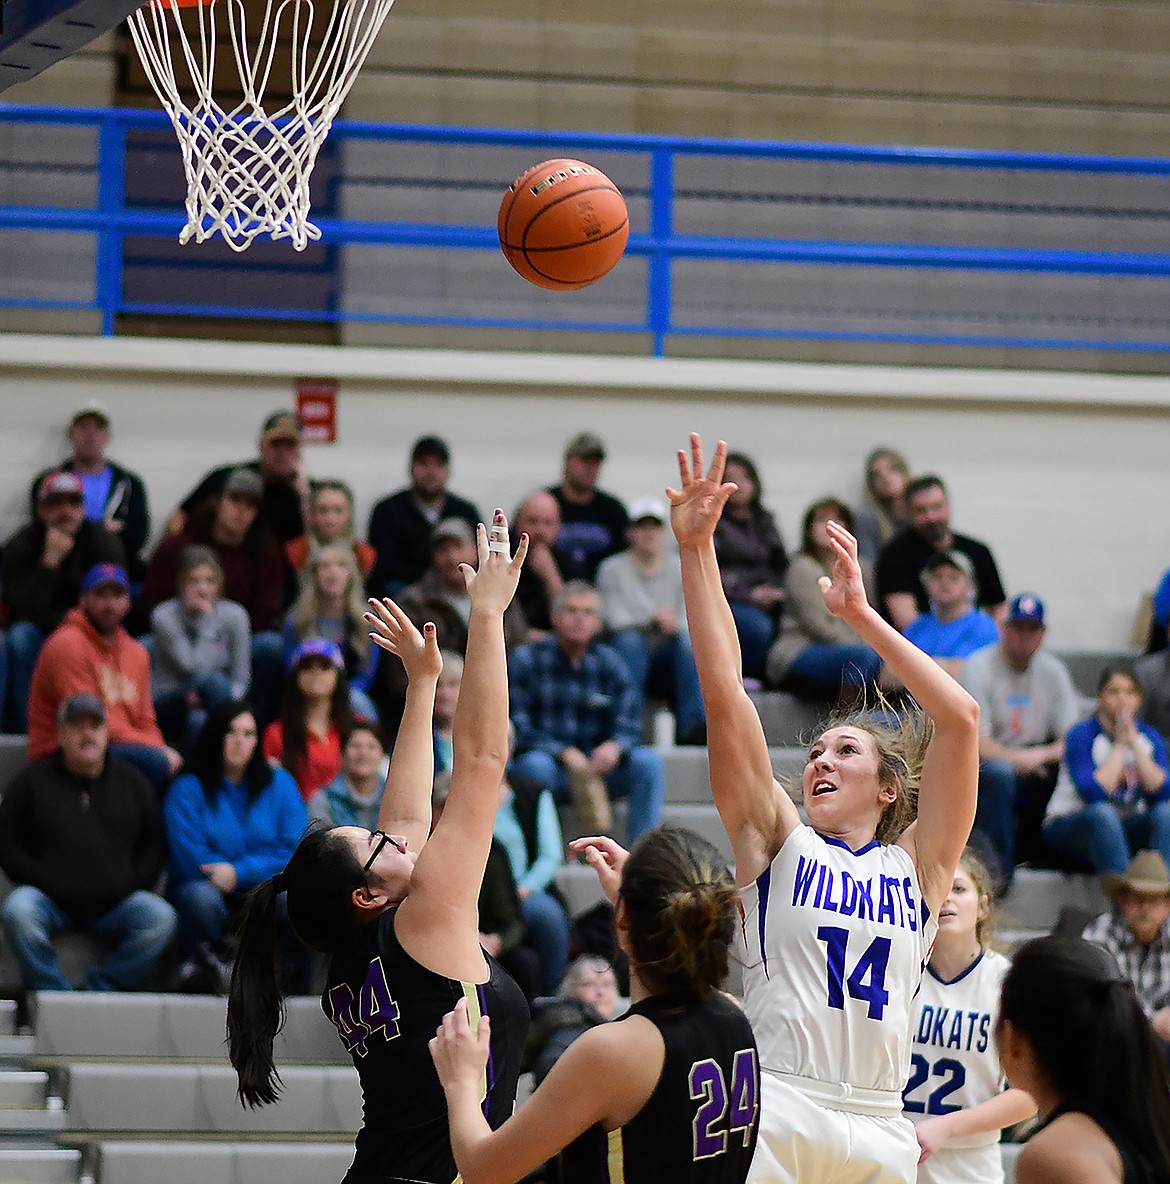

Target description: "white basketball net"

left=128, top=0, right=396, bottom=251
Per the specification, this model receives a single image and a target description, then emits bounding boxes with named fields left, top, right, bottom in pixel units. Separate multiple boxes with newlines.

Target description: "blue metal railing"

left=3, top=104, right=1170, bottom=353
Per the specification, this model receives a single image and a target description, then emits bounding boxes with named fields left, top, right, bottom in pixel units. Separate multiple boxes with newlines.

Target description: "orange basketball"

left=498, top=159, right=629, bottom=291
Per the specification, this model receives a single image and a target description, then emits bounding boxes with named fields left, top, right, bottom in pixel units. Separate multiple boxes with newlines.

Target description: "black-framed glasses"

left=363, top=830, right=405, bottom=874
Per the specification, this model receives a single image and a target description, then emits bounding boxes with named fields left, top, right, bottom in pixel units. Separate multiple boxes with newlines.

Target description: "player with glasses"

left=227, top=511, right=531, bottom=1184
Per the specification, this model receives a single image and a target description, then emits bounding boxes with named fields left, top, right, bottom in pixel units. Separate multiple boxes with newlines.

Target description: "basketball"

left=498, top=159, right=629, bottom=290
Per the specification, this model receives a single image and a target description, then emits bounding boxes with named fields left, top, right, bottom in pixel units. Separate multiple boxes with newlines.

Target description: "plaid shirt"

left=509, top=637, right=642, bottom=758
left=1082, top=910, right=1170, bottom=1016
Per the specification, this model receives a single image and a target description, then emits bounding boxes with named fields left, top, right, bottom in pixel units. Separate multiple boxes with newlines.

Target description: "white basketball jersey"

left=904, top=949, right=1010, bottom=1150
left=738, top=825, right=937, bottom=1095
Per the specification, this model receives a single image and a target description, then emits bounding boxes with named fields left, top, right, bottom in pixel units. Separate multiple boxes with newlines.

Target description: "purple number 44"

left=326, top=957, right=401, bottom=1057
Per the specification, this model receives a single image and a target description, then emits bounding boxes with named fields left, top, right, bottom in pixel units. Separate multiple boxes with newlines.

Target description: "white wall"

left=1, top=333, right=1167, bottom=651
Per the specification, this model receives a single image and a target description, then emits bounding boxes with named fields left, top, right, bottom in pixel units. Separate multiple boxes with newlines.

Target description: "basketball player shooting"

left=669, top=433, right=980, bottom=1184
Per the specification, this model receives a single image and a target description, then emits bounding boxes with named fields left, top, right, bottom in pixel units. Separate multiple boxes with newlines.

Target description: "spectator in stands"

left=164, top=701, right=307, bottom=976
left=150, top=545, right=251, bottom=756
left=524, top=956, right=622, bottom=1084
left=307, top=720, right=389, bottom=832
left=3, top=470, right=125, bottom=732
left=144, top=467, right=287, bottom=726
left=283, top=543, right=380, bottom=720
left=0, top=692, right=176, bottom=991
left=432, top=770, right=541, bottom=1002
left=263, top=638, right=355, bottom=801
left=284, top=478, right=376, bottom=580
left=1136, top=623, right=1170, bottom=743
left=29, top=399, right=151, bottom=586
left=26, top=563, right=182, bottom=793
left=169, top=409, right=308, bottom=545
left=1147, top=567, right=1170, bottom=654
left=959, top=593, right=1080, bottom=884
left=509, top=581, right=664, bottom=843
left=900, top=549, right=999, bottom=677
left=876, top=474, right=1006, bottom=632
left=766, top=497, right=882, bottom=703
left=548, top=432, right=629, bottom=583
left=1044, top=663, right=1170, bottom=875
left=851, top=446, right=910, bottom=564
left=432, top=650, right=462, bottom=773
left=513, top=490, right=564, bottom=638
left=494, top=766, right=571, bottom=997
left=1082, top=849, right=1170, bottom=1064
left=596, top=496, right=705, bottom=745
left=713, top=450, right=788, bottom=683
left=366, top=435, right=480, bottom=599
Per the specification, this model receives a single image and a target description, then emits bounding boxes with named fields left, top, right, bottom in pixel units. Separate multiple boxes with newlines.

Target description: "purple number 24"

left=326, top=957, right=401, bottom=1057
left=689, top=1048, right=758, bottom=1160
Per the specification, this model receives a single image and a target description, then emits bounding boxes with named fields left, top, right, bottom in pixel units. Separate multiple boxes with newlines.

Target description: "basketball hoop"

left=128, top=0, right=396, bottom=251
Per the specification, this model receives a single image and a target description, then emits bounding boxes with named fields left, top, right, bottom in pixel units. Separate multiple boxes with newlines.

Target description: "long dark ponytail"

left=999, top=936, right=1170, bottom=1175
left=227, top=825, right=367, bottom=1107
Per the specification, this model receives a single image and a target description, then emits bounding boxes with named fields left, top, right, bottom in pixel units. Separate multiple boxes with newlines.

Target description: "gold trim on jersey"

left=460, top=981, right=488, bottom=1105
left=606, top=1126, right=625, bottom=1184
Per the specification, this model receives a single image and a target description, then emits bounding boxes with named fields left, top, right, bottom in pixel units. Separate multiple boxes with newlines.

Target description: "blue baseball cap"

left=81, top=562, right=130, bottom=593
left=1007, top=593, right=1045, bottom=626
left=289, top=637, right=344, bottom=671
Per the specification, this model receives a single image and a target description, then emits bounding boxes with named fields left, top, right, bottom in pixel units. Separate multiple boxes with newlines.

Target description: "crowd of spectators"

left=3, top=398, right=1170, bottom=997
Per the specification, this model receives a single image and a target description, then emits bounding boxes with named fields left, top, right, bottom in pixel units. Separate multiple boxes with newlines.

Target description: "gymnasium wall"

left=0, top=332, right=1166, bottom=651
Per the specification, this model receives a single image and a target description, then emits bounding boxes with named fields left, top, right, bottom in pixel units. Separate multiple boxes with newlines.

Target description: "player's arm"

left=364, top=597, right=441, bottom=856
left=430, top=998, right=662, bottom=1184
left=397, top=514, right=528, bottom=979
left=815, top=522, right=979, bottom=914
left=669, top=434, right=799, bottom=882
left=913, top=1089, right=1036, bottom=1163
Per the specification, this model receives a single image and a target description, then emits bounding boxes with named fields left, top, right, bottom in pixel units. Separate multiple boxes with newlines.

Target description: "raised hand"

left=365, top=597, right=443, bottom=682
left=816, top=520, right=871, bottom=624
left=428, top=996, right=491, bottom=1094
left=666, top=433, right=737, bottom=548
left=461, top=509, right=529, bottom=613
left=567, top=834, right=629, bottom=904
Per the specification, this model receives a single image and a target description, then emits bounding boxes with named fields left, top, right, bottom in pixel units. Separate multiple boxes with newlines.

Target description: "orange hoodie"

left=26, top=606, right=165, bottom=760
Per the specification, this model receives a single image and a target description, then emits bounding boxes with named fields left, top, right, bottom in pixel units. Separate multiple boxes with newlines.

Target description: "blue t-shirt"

left=80, top=466, right=114, bottom=522
left=904, top=607, right=998, bottom=660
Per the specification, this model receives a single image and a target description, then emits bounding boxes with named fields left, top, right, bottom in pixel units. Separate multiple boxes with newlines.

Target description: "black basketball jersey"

left=560, top=991, right=760, bottom=1184
left=322, top=906, right=529, bottom=1184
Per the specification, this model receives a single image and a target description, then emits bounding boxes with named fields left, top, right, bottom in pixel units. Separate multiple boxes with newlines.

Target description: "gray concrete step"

left=999, top=868, right=1109, bottom=935
left=0, top=1070, right=49, bottom=1110
left=0, top=1147, right=81, bottom=1184
left=95, top=1140, right=353, bottom=1184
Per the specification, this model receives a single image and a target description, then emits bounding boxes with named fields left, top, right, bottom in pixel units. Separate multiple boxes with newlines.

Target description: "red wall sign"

left=296, top=378, right=338, bottom=443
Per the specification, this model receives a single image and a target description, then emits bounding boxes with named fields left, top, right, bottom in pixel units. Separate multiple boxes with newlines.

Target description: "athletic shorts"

left=916, top=1140, right=1004, bottom=1184
left=747, top=1072, right=919, bottom=1184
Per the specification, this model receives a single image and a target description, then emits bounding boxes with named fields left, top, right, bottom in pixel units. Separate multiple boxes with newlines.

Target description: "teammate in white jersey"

left=904, top=849, right=1034, bottom=1184
left=669, top=434, right=980, bottom=1184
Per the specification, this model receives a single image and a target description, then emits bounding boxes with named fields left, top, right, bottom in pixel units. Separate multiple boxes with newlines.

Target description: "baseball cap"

left=411, top=435, right=451, bottom=464
left=1006, top=593, right=1045, bottom=626
left=565, top=431, right=606, bottom=460
left=260, top=410, right=302, bottom=444
left=57, top=692, right=106, bottom=725
left=70, top=399, right=111, bottom=428
left=80, top=562, right=130, bottom=593
left=629, top=496, right=667, bottom=524
left=222, top=467, right=264, bottom=502
left=289, top=637, right=345, bottom=671
left=37, top=470, right=84, bottom=502
left=921, top=548, right=976, bottom=584
left=433, top=518, right=474, bottom=546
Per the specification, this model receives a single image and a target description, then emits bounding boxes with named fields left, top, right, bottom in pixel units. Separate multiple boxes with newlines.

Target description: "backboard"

left=0, top=0, right=142, bottom=90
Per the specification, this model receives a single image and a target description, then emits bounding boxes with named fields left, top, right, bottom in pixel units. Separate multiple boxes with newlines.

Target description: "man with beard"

left=875, top=474, right=1006, bottom=632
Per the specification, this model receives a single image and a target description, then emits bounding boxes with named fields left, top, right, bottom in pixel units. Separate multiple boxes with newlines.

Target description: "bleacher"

left=0, top=658, right=1133, bottom=1183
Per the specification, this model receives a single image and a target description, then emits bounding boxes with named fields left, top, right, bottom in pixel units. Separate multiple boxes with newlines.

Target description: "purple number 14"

left=326, top=957, right=401, bottom=1057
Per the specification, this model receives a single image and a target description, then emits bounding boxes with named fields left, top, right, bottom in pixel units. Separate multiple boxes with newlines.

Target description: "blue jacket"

left=164, top=768, right=307, bottom=891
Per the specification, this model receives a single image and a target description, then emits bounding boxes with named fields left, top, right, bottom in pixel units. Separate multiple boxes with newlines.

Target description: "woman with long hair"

left=853, top=447, right=911, bottom=564
left=284, top=542, right=380, bottom=719
left=766, top=496, right=882, bottom=701
left=227, top=512, right=531, bottom=1184
left=163, top=700, right=306, bottom=967
left=430, top=826, right=759, bottom=1184
left=1044, top=663, right=1170, bottom=874
left=262, top=638, right=356, bottom=800
left=997, top=935, right=1170, bottom=1184
left=284, top=478, right=376, bottom=579
left=670, top=433, right=980, bottom=1184
left=904, top=848, right=1034, bottom=1183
